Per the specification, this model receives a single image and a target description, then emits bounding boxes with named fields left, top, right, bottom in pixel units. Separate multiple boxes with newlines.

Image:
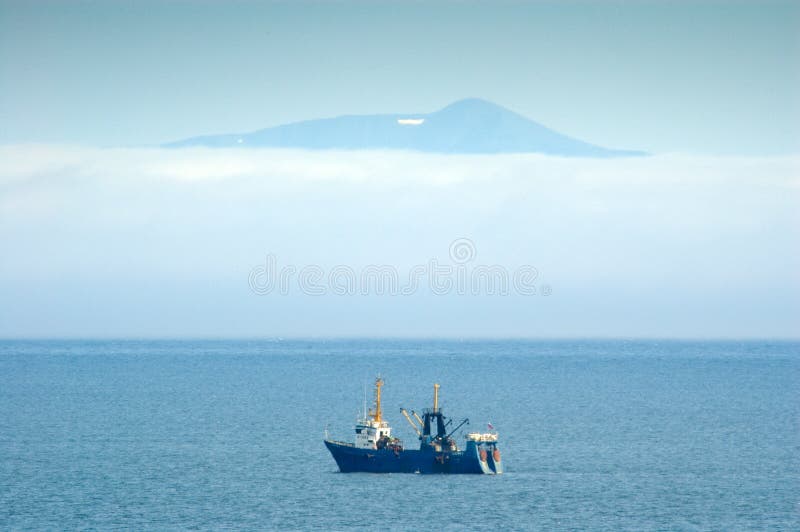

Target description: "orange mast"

left=370, top=377, right=384, bottom=422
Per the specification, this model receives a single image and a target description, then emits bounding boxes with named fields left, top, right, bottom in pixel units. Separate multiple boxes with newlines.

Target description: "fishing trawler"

left=324, top=378, right=502, bottom=474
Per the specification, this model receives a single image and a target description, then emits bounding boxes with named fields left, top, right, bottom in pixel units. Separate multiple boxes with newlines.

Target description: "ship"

left=324, top=378, right=502, bottom=474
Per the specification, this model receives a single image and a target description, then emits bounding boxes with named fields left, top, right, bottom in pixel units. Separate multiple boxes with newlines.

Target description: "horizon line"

left=2, top=336, right=798, bottom=343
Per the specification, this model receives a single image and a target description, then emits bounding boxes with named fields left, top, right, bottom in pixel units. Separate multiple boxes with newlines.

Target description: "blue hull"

left=324, top=440, right=502, bottom=475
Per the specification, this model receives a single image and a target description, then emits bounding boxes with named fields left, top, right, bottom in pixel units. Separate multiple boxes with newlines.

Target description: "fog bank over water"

left=1, top=145, right=797, bottom=338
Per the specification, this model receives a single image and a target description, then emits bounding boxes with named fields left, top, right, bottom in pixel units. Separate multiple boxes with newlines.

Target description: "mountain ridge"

left=166, top=98, right=646, bottom=157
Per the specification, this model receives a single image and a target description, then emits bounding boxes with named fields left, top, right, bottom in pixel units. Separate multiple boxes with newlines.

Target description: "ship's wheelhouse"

left=354, top=419, right=392, bottom=449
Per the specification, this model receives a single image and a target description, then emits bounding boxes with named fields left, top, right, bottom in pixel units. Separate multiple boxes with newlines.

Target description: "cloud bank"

left=1, top=145, right=798, bottom=338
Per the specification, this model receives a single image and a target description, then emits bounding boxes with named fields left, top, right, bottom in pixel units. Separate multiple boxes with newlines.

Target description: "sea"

left=0, top=339, right=798, bottom=530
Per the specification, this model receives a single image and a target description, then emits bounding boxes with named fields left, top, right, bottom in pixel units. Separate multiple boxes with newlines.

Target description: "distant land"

left=166, top=98, right=646, bottom=157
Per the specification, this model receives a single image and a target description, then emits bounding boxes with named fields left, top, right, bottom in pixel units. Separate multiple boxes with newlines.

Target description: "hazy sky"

left=1, top=1, right=798, bottom=338
left=1, top=146, right=797, bottom=338
left=1, top=0, right=799, bottom=154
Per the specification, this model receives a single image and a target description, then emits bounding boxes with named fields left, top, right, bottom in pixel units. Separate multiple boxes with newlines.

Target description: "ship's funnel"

left=433, top=383, right=440, bottom=413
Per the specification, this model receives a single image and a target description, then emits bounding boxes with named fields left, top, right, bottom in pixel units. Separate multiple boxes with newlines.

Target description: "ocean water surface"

left=1, top=339, right=798, bottom=530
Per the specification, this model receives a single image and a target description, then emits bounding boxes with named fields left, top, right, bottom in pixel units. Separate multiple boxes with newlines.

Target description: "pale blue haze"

left=0, top=0, right=798, bottom=338
left=1, top=0, right=798, bottom=154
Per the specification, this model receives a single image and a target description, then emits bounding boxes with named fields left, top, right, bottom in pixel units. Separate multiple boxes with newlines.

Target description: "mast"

left=425, top=383, right=445, bottom=439
left=369, top=377, right=384, bottom=423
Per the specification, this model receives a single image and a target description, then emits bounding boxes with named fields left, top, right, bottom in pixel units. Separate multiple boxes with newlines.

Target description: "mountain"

left=166, top=98, right=645, bottom=157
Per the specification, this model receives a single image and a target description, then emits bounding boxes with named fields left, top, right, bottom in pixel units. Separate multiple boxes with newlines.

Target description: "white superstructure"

left=466, top=432, right=498, bottom=443
left=353, top=377, right=393, bottom=450
left=354, top=418, right=392, bottom=449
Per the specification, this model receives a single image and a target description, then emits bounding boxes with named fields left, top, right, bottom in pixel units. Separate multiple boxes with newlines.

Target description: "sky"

left=1, top=0, right=799, bottom=154
left=0, top=1, right=798, bottom=338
